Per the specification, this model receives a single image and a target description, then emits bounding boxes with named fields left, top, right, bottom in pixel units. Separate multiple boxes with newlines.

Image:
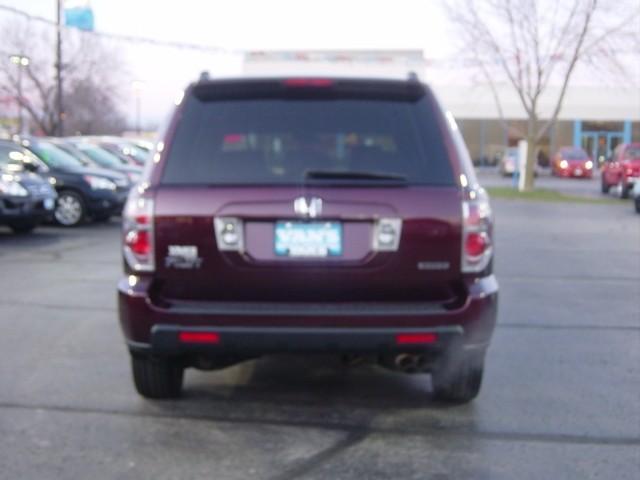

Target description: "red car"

left=118, top=76, right=498, bottom=403
left=601, top=143, right=640, bottom=198
left=551, top=147, right=594, bottom=178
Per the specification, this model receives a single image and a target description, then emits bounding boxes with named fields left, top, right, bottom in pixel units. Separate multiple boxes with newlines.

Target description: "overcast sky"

left=3, top=0, right=453, bottom=126
left=5, top=0, right=450, bottom=50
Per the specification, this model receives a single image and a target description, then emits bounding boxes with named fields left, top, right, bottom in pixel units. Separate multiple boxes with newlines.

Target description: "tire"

left=618, top=182, right=629, bottom=199
left=54, top=190, right=86, bottom=227
left=8, top=219, right=38, bottom=234
left=131, top=354, right=184, bottom=399
left=634, top=197, right=640, bottom=214
left=431, top=351, right=484, bottom=404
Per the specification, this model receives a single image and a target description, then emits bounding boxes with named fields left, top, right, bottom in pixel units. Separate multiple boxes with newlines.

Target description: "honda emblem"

left=294, top=197, right=323, bottom=218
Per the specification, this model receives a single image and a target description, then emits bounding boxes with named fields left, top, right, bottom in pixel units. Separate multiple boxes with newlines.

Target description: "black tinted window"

left=162, top=93, right=454, bottom=186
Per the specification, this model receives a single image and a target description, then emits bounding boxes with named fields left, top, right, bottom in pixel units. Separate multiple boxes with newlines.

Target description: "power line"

left=0, top=3, right=238, bottom=55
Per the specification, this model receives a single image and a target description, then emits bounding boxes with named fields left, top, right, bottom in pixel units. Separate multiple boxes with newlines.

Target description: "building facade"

left=242, top=50, right=640, bottom=164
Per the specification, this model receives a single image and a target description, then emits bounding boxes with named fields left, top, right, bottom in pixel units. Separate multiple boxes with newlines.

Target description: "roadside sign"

left=64, top=1, right=95, bottom=31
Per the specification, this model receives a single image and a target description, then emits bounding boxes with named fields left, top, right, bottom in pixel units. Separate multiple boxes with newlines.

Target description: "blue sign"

left=64, top=6, right=95, bottom=32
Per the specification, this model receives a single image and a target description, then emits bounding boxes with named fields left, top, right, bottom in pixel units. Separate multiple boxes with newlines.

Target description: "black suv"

left=18, top=138, right=131, bottom=226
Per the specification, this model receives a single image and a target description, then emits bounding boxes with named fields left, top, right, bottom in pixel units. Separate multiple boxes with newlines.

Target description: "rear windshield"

left=162, top=90, right=454, bottom=186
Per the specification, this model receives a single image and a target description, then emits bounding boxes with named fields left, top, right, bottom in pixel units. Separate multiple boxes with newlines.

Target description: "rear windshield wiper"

left=304, top=170, right=408, bottom=182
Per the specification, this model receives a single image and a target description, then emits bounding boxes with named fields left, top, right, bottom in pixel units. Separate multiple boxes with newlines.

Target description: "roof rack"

left=407, top=71, right=420, bottom=82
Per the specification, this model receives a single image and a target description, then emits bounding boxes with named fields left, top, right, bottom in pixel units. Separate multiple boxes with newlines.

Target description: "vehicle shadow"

left=144, top=355, right=472, bottom=433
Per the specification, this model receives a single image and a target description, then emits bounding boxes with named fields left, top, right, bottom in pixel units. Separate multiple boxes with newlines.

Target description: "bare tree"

left=446, top=0, right=640, bottom=190
left=0, top=18, right=127, bottom=136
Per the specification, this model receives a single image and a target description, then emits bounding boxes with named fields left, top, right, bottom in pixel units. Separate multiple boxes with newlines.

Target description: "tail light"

left=461, top=188, right=493, bottom=273
left=123, top=188, right=155, bottom=272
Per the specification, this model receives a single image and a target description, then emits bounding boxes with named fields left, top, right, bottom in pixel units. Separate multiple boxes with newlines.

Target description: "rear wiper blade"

left=304, top=170, right=408, bottom=182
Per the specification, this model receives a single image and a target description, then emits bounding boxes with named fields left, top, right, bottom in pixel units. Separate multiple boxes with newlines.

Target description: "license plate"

left=575, top=169, right=583, bottom=176
left=44, top=198, right=55, bottom=210
left=275, top=221, right=342, bottom=258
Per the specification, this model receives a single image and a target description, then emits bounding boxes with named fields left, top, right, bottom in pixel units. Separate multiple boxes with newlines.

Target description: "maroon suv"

left=118, top=76, right=498, bottom=403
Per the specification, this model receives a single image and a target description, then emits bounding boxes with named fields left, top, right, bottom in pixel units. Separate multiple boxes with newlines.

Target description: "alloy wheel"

left=54, top=193, right=84, bottom=226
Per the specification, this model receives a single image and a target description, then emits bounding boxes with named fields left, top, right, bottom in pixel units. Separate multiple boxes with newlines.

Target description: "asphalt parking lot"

left=1, top=174, right=639, bottom=479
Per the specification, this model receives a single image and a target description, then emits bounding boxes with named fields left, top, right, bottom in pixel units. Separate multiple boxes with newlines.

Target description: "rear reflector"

left=178, top=332, right=220, bottom=344
left=283, top=78, right=333, bottom=88
left=465, top=231, right=489, bottom=258
left=395, top=333, right=438, bottom=345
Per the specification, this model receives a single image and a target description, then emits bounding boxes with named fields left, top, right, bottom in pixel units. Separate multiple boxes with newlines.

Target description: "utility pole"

left=56, top=0, right=64, bottom=136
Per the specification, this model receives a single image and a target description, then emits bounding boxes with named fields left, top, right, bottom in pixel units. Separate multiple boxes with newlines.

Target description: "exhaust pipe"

left=341, top=354, right=366, bottom=367
left=394, top=353, right=426, bottom=373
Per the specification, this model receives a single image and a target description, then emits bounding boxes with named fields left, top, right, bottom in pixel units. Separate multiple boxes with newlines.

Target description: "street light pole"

left=17, top=60, right=22, bottom=134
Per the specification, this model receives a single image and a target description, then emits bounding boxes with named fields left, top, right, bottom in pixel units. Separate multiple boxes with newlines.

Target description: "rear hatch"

left=153, top=78, right=463, bottom=304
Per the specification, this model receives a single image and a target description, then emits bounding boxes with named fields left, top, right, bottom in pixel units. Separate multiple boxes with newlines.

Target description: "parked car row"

left=493, top=143, right=639, bottom=214
left=0, top=136, right=151, bottom=233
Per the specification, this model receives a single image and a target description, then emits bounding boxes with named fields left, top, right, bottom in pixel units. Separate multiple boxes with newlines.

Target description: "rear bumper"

left=141, top=325, right=466, bottom=356
left=119, top=275, right=498, bottom=355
